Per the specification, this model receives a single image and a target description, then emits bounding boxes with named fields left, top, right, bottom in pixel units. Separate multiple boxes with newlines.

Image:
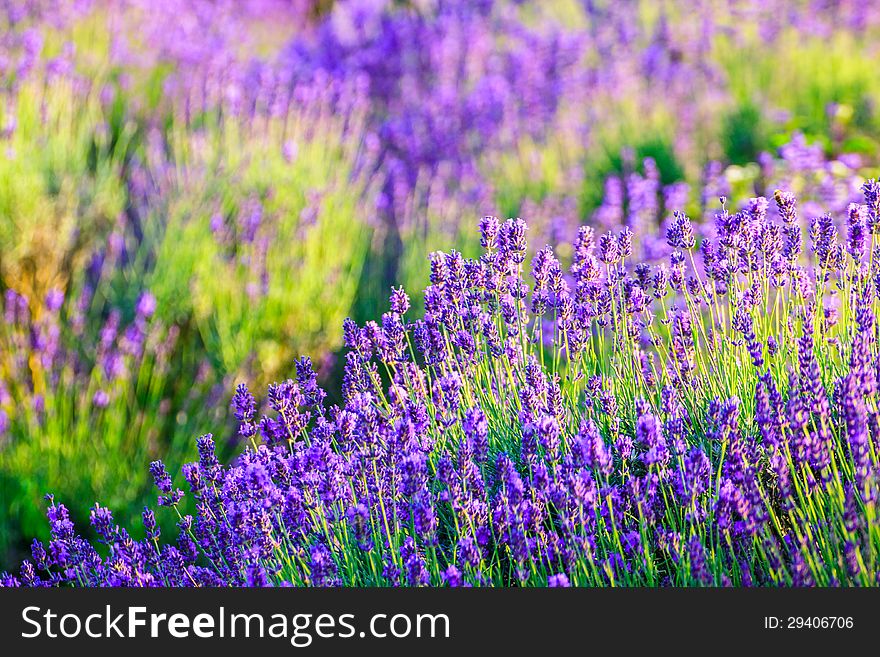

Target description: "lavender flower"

left=4, top=169, right=879, bottom=589
left=667, top=211, right=696, bottom=250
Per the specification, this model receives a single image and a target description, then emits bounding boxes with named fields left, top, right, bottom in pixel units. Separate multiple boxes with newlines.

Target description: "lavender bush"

left=132, top=72, right=378, bottom=383
left=3, top=0, right=880, bottom=582
left=4, top=186, right=879, bottom=586
left=0, top=234, right=230, bottom=557
left=0, top=2, right=372, bottom=555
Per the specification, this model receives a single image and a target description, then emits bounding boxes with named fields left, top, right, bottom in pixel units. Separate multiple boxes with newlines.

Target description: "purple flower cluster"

left=3, top=188, right=878, bottom=587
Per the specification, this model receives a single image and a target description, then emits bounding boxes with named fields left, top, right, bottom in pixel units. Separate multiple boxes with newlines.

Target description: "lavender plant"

left=0, top=3, right=373, bottom=558
left=0, top=39, right=128, bottom=307
left=132, top=73, right=378, bottom=384
left=4, top=185, right=879, bottom=587
left=5, top=0, right=880, bottom=584
left=0, top=246, right=228, bottom=559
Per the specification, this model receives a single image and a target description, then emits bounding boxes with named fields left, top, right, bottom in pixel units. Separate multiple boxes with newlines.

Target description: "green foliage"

left=718, top=29, right=880, bottom=158
left=144, top=109, right=374, bottom=385
left=0, top=79, right=128, bottom=302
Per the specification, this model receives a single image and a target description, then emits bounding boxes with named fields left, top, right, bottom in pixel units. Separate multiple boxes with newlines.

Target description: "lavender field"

left=0, top=0, right=878, bottom=586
